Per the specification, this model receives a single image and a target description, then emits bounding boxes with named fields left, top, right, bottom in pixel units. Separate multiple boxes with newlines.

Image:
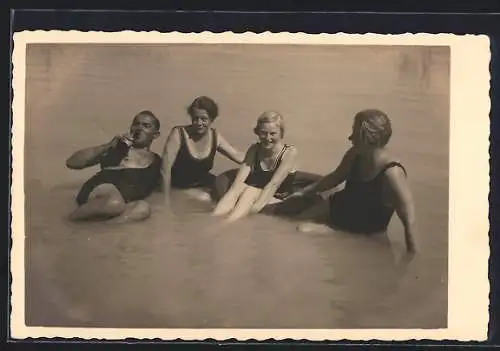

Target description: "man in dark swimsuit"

left=66, top=110, right=162, bottom=223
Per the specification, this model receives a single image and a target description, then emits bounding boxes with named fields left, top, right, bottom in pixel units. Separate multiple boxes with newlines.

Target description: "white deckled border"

left=10, top=31, right=491, bottom=341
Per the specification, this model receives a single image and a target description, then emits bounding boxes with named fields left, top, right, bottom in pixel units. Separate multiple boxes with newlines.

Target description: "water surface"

left=24, top=44, right=449, bottom=329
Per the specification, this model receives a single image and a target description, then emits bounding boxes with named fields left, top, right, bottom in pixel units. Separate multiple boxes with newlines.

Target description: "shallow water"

left=24, top=44, right=449, bottom=328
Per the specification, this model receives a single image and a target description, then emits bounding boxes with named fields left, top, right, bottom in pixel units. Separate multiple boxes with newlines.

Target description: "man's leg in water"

left=106, top=200, right=151, bottom=224
left=69, top=183, right=126, bottom=221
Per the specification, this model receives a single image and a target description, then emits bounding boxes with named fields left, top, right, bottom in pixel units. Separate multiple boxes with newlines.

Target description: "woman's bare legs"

left=212, top=181, right=247, bottom=216
left=69, top=184, right=126, bottom=221
left=225, top=186, right=262, bottom=222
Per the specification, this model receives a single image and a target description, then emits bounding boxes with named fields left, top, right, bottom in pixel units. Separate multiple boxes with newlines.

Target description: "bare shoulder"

left=163, top=127, right=183, bottom=155
left=374, top=149, right=406, bottom=180
left=376, top=149, right=404, bottom=168
left=167, top=125, right=184, bottom=139
left=382, top=158, right=408, bottom=184
left=284, top=145, right=298, bottom=157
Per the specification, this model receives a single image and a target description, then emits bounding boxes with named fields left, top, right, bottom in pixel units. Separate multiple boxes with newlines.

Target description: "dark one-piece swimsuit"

left=328, top=157, right=407, bottom=234
left=244, top=144, right=296, bottom=197
left=76, top=142, right=162, bottom=205
left=170, top=126, right=218, bottom=189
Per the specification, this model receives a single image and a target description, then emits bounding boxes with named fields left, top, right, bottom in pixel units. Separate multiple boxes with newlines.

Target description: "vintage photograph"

left=11, top=32, right=490, bottom=341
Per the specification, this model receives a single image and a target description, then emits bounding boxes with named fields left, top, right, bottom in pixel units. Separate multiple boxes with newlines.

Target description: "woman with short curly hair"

left=161, top=96, right=245, bottom=203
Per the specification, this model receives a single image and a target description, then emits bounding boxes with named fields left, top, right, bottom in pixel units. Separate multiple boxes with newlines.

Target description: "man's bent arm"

left=66, top=142, right=112, bottom=170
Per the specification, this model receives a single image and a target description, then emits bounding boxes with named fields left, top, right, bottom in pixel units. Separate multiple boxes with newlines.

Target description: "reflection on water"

left=24, top=44, right=449, bottom=329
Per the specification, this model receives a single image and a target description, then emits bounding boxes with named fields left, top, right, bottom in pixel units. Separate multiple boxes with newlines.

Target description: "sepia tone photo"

left=11, top=32, right=490, bottom=341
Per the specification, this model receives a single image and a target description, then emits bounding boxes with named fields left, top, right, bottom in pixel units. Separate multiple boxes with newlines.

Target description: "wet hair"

left=352, top=109, right=392, bottom=147
left=187, top=96, right=219, bottom=121
left=253, top=111, right=285, bottom=138
left=134, top=110, right=161, bottom=130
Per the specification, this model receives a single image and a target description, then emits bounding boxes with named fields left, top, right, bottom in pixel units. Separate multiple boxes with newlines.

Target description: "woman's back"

left=329, top=151, right=407, bottom=233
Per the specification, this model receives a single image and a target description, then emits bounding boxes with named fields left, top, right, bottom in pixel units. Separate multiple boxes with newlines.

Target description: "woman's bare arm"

left=161, top=127, right=182, bottom=202
left=385, top=166, right=418, bottom=254
left=217, top=133, right=245, bottom=164
left=212, top=145, right=256, bottom=215
left=297, top=147, right=357, bottom=196
left=226, top=144, right=256, bottom=193
left=251, top=147, right=298, bottom=213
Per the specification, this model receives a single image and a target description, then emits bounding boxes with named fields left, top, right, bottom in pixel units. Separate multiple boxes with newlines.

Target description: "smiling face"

left=255, top=121, right=283, bottom=151
left=129, top=113, right=160, bottom=148
left=189, top=108, right=212, bottom=136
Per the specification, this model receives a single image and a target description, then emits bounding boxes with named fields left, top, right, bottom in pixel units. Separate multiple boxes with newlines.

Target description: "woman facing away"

left=161, top=96, right=245, bottom=203
left=212, top=111, right=302, bottom=222
left=284, top=109, right=418, bottom=254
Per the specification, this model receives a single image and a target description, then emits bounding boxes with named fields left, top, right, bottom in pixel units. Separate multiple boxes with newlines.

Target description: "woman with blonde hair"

left=212, top=111, right=299, bottom=221
left=285, top=109, right=418, bottom=254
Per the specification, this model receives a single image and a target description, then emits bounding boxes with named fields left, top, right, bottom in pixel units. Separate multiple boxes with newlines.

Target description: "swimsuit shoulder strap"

left=380, top=161, right=407, bottom=177
left=170, top=126, right=187, bottom=154
left=274, top=144, right=291, bottom=169
left=210, top=128, right=218, bottom=157
left=177, top=126, right=187, bottom=144
left=252, top=143, right=261, bottom=169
